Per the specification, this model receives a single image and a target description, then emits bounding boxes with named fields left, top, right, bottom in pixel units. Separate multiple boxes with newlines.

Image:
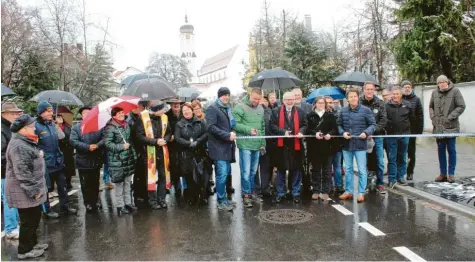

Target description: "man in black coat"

left=166, top=98, right=184, bottom=196
left=360, top=81, right=388, bottom=193
left=401, top=80, right=424, bottom=180
left=270, top=91, right=308, bottom=204
left=70, top=107, right=105, bottom=213
left=386, top=86, right=416, bottom=188
left=205, top=87, right=237, bottom=211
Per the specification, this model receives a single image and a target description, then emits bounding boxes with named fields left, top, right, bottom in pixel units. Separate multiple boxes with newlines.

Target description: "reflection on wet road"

left=2, top=168, right=475, bottom=261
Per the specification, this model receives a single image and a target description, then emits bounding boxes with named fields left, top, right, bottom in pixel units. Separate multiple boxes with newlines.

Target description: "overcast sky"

left=21, top=0, right=361, bottom=71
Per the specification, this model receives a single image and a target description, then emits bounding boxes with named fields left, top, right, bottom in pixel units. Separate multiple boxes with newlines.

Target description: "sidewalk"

left=397, top=138, right=475, bottom=215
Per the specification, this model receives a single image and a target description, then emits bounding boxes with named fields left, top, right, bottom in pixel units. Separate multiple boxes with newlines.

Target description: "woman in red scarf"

left=104, top=107, right=137, bottom=215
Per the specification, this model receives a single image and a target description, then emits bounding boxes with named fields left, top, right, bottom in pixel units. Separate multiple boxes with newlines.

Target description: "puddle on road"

left=413, top=176, right=475, bottom=209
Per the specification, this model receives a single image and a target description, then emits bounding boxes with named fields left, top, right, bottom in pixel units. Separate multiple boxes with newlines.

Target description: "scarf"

left=113, top=118, right=127, bottom=128
left=216, top=99, right=236, bottom=128
left=277, top=105, right=300, bottom=151
left=25, top=134, right=39, bottom=144
left=315, top=109, right=325, bottom=118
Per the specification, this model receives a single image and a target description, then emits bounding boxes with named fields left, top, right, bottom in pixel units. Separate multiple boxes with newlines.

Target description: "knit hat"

left=37, top=101, right=53, bottom=115
left=217, top=87, right=231, bottom=98
left=400, top=80, right=412, bottom=87
left=437, top=75, right=449, bottom=83
left=10, top=114, right=36, bottom=133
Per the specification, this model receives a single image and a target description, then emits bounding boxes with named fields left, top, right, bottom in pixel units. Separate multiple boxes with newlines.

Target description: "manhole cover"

left=257, top=209, right=313, bottom=225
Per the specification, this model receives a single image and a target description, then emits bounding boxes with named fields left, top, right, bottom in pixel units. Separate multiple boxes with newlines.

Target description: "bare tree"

left=1, top=0, right=34, bottom=87
left=32, top=0, right=77, bottom=91
left=146, top=53, right=192, bottom=90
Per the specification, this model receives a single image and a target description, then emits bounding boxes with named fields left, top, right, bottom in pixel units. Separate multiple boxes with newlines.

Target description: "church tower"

left=179, top=14, right=197, bottom=82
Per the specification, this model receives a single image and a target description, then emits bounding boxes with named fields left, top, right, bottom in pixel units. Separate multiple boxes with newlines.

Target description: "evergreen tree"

left=78, top=45, right=115, bottom=106
left=284, top=23, right=339, bottom=95
left=392, top=0, right=475, bottom=82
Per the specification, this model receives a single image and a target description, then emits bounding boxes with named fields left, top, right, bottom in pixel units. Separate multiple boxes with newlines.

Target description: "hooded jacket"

left=233, top=95, right=266, bottom=151
left=429, top=81, right=466, bottom=134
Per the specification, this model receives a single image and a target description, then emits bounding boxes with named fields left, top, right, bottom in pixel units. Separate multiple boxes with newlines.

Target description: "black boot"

left=125, top=205, right=138, bottom=212
left=226, top=175, right=235, bottom=194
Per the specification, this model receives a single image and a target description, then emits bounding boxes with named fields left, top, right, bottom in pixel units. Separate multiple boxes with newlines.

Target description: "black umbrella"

left=177, top=87, right=200, bottom=102
left=332, top=72, right=379, bottom=87
left=122, top=78, right=176, bottom=100
left=119, top=74, right=163, bottom=90
left=30, top=90, right=84, bottom=106
left=1, top=84, right=15, bottom=96
left=249, top=69, right=302, bottom=90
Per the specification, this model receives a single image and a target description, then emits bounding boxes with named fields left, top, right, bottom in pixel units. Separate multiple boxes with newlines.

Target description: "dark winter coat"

left=70, top=123, right=105, bottom=169
left=270, top=105, right=308, bottom=170
left=104, top=119, right=137, bottom=183
left=306, top=111, right=338, bottom=157
left=385, top=100, right=416, bottom=135
left=59, top=124, right=75, bottom=175
left=403, top=91, right=424, bottom=134
left=360, top=96, right=387, bottom=135
left=205, top=102, right=236, bottom=162
left=429, top=82, right=466, bottom=134
left=1, top=117, right=13, bottom=179
left=135, top=113, right=172, bottom=161
left=296, top=101, right=313, bottom=115
left=5, top=133, right=47, bottom=209
left=175, top=117, right=208, bottom=174
left=126, top=112, right=142, bottom=157
left=337, top=104, right=376, bottom=152
left=35, top=118, right=64, bottom=173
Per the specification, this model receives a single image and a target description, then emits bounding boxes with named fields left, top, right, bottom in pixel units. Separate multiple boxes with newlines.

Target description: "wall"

left=417, top=81, right=475, bottom=133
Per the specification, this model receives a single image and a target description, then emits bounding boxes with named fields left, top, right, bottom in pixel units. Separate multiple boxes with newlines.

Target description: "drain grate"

left=257, top=209, right=313, bottom=225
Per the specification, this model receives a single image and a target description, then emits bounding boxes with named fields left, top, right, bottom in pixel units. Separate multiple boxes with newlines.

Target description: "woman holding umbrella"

left=104, top=107, right=137, bottom=215
left=175, top=103, right=208, bottom=205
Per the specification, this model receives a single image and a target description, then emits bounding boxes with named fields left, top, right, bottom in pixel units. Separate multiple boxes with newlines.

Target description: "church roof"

left=198, top=45, right=238, bottom=76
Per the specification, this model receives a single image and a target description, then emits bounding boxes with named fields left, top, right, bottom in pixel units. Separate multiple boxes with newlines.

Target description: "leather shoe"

left=43, top=211, right=59, bottom=219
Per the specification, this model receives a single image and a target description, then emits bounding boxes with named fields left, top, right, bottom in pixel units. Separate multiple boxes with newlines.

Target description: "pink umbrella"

left=81, top=96, right=141, bottom=135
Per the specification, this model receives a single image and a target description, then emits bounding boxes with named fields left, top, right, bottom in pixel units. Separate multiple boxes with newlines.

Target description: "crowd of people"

left=1, top=74, right=467, bottom=259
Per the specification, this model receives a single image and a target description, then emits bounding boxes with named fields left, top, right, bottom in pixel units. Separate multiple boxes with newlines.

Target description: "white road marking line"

left=50, top=200, right=60, bottom=206
left=68, top=189, right=78, bottom=196
left=332, top=204, right=353, bottom=215
left=1, top=231, right=5, bottom=238
left=358, top=222, right=386, bottom=236
left=393, top=246, right=426, bottom=262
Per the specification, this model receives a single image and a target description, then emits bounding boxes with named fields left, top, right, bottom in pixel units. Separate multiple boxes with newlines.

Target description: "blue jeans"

left=277, top=169, right=301, bottom=197
left=1, top=178, right=19, bottom=232
left=437, top=138, right=457, bottom=176
left=374, top=137, right=385, bottom=186
left=332, top=151, right=343, bottom=187
left=386, top=137, right=409, bottom=184
left=103, top=154, right=111, bottom=184
left=342, top=150, right=368, bottom=195
left=239, top=149, right=260, bottom=196
left=215, top=160, right=231, bottom=204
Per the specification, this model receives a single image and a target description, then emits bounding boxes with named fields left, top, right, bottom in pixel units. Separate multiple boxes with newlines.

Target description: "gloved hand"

left=190, top=141, right=198, bottom=148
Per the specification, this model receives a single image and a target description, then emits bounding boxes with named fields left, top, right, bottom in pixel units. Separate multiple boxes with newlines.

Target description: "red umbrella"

left=81, top=96, right=141, bottom=134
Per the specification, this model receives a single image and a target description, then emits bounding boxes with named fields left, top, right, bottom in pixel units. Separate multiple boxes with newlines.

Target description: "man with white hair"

left=270, top=91, right=308, bottom=204
left=292, top=88, right=313, bottom=114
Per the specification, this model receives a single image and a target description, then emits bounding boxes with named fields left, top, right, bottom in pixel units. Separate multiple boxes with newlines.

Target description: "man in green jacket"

left=233, top=88, right=265, bottom=208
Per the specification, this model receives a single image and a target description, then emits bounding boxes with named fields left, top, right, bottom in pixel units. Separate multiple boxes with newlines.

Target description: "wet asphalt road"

left=2, top=164, right=475, bottom=261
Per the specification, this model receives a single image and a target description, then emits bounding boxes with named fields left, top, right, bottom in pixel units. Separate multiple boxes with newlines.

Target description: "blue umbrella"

left=1, top=84, right=15, bottom=96
left=307, top=87, right=345, bottom=104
